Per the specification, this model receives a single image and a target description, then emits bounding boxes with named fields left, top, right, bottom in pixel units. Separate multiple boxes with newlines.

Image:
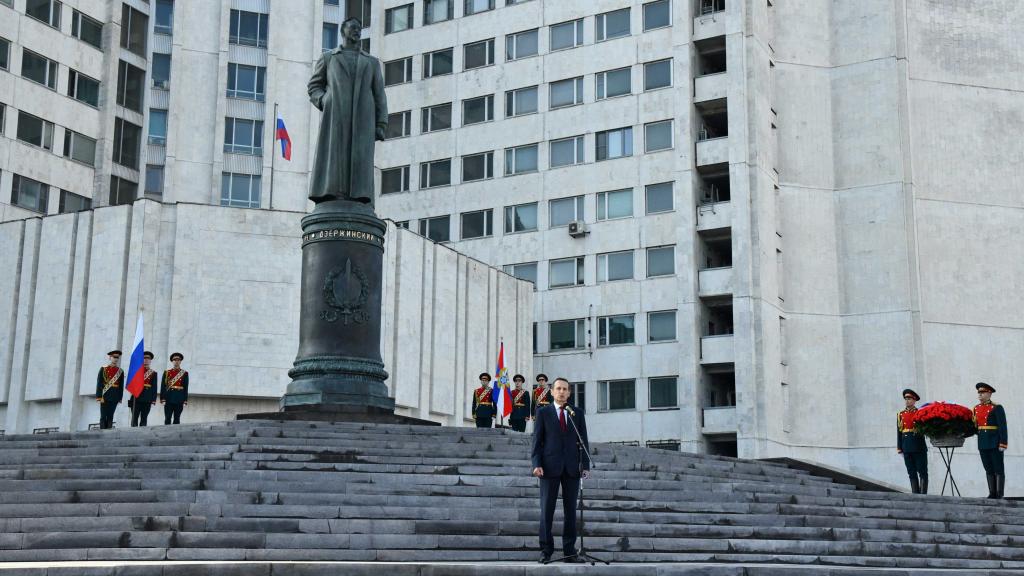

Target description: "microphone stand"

left=545, top=407, right=609, bottom=566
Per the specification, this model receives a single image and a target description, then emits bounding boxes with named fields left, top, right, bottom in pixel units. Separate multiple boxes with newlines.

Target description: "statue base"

left=237, top=404, right=440, bottom=426
left=283, top=199, right=395, bottom=415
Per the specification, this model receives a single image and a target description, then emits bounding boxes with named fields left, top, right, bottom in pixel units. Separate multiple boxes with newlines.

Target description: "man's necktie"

left=559, top=407, right=567, bottom=432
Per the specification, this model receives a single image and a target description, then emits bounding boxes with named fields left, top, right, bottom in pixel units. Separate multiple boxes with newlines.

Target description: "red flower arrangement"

left=909, top=402, right=976, bottom=439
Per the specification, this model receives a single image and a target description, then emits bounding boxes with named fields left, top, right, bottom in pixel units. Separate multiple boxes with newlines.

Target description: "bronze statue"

left=307, top=18, right=388, bottom=205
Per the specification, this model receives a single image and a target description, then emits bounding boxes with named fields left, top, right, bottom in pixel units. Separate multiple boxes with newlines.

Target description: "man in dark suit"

left=974, top=382, right=1008, bottom=498
left=531, top=377, right=590, bottom=564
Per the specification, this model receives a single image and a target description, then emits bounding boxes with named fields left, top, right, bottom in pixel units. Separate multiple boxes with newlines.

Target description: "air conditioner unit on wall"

left=568, top=220, right=588, bottom=238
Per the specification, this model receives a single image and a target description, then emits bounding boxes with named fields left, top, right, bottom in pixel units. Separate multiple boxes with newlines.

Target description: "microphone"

left=565, top=406, right=575, bottom=417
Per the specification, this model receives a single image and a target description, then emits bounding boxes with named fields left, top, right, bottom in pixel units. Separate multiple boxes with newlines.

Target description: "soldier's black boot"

left=996, top=475, right=1005, bottom=499
left=909, top=477, right=921, bottom=494
left=986, top=474, right=998, bottom=498
left=920, top=476, right=928, bottom=495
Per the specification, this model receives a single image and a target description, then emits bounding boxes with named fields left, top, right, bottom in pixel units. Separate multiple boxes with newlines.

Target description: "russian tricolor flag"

left=125, top=315, right=145, bottom=398
left=491, top=342, right=513, bottom=420
left=276, top=116, right=292, bottom=161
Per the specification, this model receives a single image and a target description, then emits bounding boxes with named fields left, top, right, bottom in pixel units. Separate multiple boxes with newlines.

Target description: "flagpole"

left=269, top=102, right=277, bottom=210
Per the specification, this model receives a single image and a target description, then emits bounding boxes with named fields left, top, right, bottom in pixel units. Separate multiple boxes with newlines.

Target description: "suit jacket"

left=160, top=369, right=189, bottom=404
left=897, top=408, right=926, bottom=453
left=531, top=403, right=590, bottom=478
left=95, top=366, right=124, bottom=404
left=974, top=402, right=1009, bottom=450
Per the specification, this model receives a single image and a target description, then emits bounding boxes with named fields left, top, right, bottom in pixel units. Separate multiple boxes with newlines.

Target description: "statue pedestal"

left=281, top=200, right=398, bottom=416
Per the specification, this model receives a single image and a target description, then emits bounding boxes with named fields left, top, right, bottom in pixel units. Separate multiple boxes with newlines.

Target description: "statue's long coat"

left=307, top=47, right=388, bottom=204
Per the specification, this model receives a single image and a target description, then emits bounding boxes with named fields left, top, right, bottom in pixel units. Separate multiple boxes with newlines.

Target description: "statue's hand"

left=375, top=126, right=386, bottom=141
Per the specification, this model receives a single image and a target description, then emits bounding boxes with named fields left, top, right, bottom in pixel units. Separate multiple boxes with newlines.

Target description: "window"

left=16, top=111, right=54, bottom=150
left=648, top=311, right=676, bottom=342
left=116, top=61, right=145, bottom=112
left=220, top=173, right=261, bottom=208
left=551, top=19, right=583, bottom=51
left=700, top=0, right=726, bottom=15
left=596, top=67, right=631, bottom=100
left=395, top=220, right=410, bottom=229
left=419, top=159, right=451, bottom=188
left=549, top=256, right=584, bottom=288
left=549, top=195, right=584, bottom=227
left=505, top=0, right=532, bottom=4
left=112, top=118, right=142, bottom=169
left=649, top=376, right=677, bottom=409
left=423, top=48, right=454, bottom=78
left=385, top=111, right=412, bottom=139
left=505, top=86, right=538, bottom=117
left=570, top=382, right=586, bottom=411
left=229, top=9, right=268, bottom=48
left=63, top=130, right=97, bottom=165
left=503, top=262, right=537, bottom=285
left=224, top=118, right=264, bottom=155
left=645, top=182, right=674, bottom=213
left=597, top=188, right=633, bottom=220
left=11, top=174, right=49, bottom=213
left=596, top=8, right=630, bottom=42
left=462, top=151, right=493, bottom=182
left=599, top=314, right=634, bottom=346
left=109, top=176, right=137, bottom=206
left=550, top=77, right=583, bottom=109
left=148, top=109, right=167, bottom=145
left=643, top=0, right=671, bottom=31
left=423, top=0, right=453, bottom=25
left=381, top=166, right=410, bottom=194
left=462, top=94, right=494, bottom=125
left=323, top=23, right=338, bottom=52
left=0, top=37, right=8, bottom=70
left=154, top=0, right=173, bottom=35
left=550, top=135, right=584, bottom=168
left=145, top=165, right=164, bottom=196
left=647, top=246, right=675, bottom=277
left=67, top=70, right=100, bottom=107
left=346, top=0, right=372, bottom=26
left=505, top=29, right=538, bottom=61
left=152, top=54, right=172, bottom=89
left=645, top=120, right=673, bottom=152
left=421, top=102, right=452, bottom=132
left=598, top=250, right=634, bottom=282
left=418, top=215, right=451, bottom=242
left=385, top=4, right=414, bottom=34
left=644, top=59, right=672, bottom=90
left=59, top=190, right=91, bottom=213
left=463, top=38, right=495, bottom=70
left=550, top=319, right=585, bottom=350
left=228, top=63, right=266, bottom=99
left=503, top=202, right=537, bottom=233
left=599, top=380, right=635, bottom=411
left=384, top=57, right=413, bottom=86
left=0, top=103, right=5, bottom=135
left=460, top=209, right=493, bottom=239
left=72, top=10, right=103, bottom=48
left=504, top=144, right=538, bottom=175
left=26, top=0, right=61, bottom=28
left=21, top=50, right=58, bottom=90
left=464, top=0, right=494, bottom=15
left=596, top=127, right=633, bottom=161
left=121, top=4, right=148, bottom=55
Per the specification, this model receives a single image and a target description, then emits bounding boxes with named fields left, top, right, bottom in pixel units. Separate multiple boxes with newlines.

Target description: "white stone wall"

left=0, top=200, right=533, bottom=432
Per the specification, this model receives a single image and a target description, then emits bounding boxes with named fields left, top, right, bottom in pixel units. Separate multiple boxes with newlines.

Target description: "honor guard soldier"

left=509, top=374, right=532, bottom=432
left=128, top=351, right=159, bottom=427
left=96, top=350, right=124, bottom=429
left=533, top=374, right=551, bottom=419
left=973, top=382, right=1008, bottom=499
left=472, top=373, right=495, bottom=428
left=161, top=353, right=189, bottom=425
left=897, top=389, right=928, bottom=494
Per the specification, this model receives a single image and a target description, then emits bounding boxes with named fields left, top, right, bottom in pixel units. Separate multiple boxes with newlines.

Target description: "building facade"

left=0, top=0, right=1020, bottom=494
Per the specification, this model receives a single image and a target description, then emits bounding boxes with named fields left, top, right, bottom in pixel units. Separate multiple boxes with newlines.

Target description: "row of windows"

left=382, top=122, right=672, bottom=194
left=386, top=0, right=671, bottom=40
left=15, top=47, right=100, bottom=108
left=3, top=171, right=91, bottom=214
left=2, top=104, right=99, bottom=168
left=499, top=245, right=678, bottom=291
left=515, top=376, right=679, bottom=414
left=546, top=310, right=679, bottom=352
left=22, top=0, right=103, bottom=50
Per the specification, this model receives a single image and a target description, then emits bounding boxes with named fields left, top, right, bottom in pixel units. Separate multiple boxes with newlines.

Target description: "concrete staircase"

left=0, top=420, right=1021, bottom=575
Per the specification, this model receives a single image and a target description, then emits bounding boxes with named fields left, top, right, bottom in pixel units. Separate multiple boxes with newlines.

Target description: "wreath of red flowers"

left=908, top=401, right=976, bottom=438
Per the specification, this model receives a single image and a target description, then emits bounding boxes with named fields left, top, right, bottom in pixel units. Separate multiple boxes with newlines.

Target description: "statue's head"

left=341, top=18, right=362, bottom=44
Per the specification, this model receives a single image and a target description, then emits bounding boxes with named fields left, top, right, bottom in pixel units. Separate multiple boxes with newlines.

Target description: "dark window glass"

left=12, top=174, right=49, bottom=213
left=155, top=0, right=173, bottom=34
left=648, top=311, right=676, bottom=342
left=152, top=53, right=171, bottom=89
left=26, top=0, right=61, bottom=28
left=226, top=63, right=265, bottom=101
left=385, top=111, right=411, bottom=139
left=644, top=59, right=672, bottom=90
left=322, top=23, right=338, bottom=51
left=229, top=9, right=268, bottom=48
left=0, top=38, right=8, bottom=70
left=148, top=109, right=167, bottom=145
left=643, top=0, right=671, bottom=31
left=463, top=38, right=494, bottom=70
left=68, top=70, right=100, bottom=107
left=460, top=209, right=493, bottom=239
left=645, top=182, right=674, bottom=213
left=423, top=48, right=453, bottom=77
left=462, top=94, right=493, bottom=125
left=461, top=151, right=492, bottom=182
left=649, top=376, right=677, bottom=408
left=72, top=10, right=104, bottom=49
left=16, top=111, right=54, bottom=150
left=419, top=159, right=451, bottom=188
left=384, top=57, right=413, bottom=86
left=117, top=60, right=145, bottom=112
left=21, top=50, right=58, bottom=89
left=63, top=130, right=97, bottom=165
left=59, top=190, right=91, bottom=213
left=120, top=4, right=148, bottom=56
left=112, top=117, right=142, bottom=169
left=385, top=4, right=414, bottom=34
left=423, top=0, right=453, bottom=25
left=144, top=165, right=164, bottom=196
left=381, top=166, right=410, bottom=194
left=418, top=215, right=450, bottom=242
left=109, top=175, right=138, bottom=206
left=596, top=8, right=630, bottom=41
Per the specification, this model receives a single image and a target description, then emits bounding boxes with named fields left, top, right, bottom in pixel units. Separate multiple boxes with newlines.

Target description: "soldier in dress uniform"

left=509, top=374, right=532, bottom=432
left=128, top=351, right=159, bottom=427
left=533, top=374, right=551, bottom=419
left=896, top=388, right=928, bottom=494
left=95, top=350, right=124, bottom=429
left=973, top=382, right=1008, bottom=499
left=160, top=352, right=189, bottom=425
left=472, top=372, right=495, bottom=428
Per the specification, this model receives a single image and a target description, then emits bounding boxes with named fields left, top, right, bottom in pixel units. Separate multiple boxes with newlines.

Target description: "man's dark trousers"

left=539, top=473, right=579, bottom=556
left=131, top=402, right=152, bottom=427
left=99, top=402, right=117, bottom=429
left=165, top=403, right=184, bottom=425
